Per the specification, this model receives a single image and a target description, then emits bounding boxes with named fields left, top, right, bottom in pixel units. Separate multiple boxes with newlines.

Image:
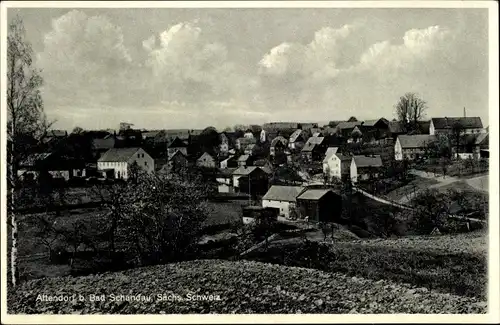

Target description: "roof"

left=289, top=129, right=303, bottom=143
left=92, top=137, right=115, bottom=150
left=336, top=121, right=362, bottom=130
left=20, top=153, right=53, bottom=167
left=254, top=159, right=270, bottom=166
left=169, top=137, right=188, bottom=148
left=297, top=188, right=334, bottom=200
left=323, top=147, right=339, bottom=162
left=362, top=118, right=389, bottom=128
left=300, top=123, right=318, bottom=130
left=397, top=135, right=436, bottom=148
left=245, top=144, right=256, bottom=151
left=388, top=121, right=406, bottom=134
left=270, top=136, right=288, bottom=147
left=197, top=152, right=215, bottom=161
left=262, top=185, right=305, bottom=202
left=238, top=154, right=250, bottom=162
left=431, top=117, right=483, bottom=129
left=142, top=131, right=160, bottom=139
left=336, top=153, right=352, bottom=162
left=352, top=155, right=383, bottom=168
left=98, top=148, right=141, bottom=162
left=302, top=137, right=325, bottom=152
left=237, top=137, right=257, bottom=146
left=217, top=168, right=237, bottom=177
left=262, top=122, right=299, bottom=130
left=233, top=166, right=258, bottom=176
left=169, top=150, right=187, bottom=159
left=475, top=133, right=488, bottom=145
left=47, top=130, right=67, bottom=137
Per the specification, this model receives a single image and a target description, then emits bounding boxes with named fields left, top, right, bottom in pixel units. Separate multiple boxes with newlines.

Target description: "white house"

left=350, top=155, right=383, bottom=183
left=262, top=185, right=305, bottom=220
left=322, top=147, right=351, bottom=181
left=97, top=147, right=154, bottom=180
left=429, top=117, right=485, bottom=135
left=395, top=135, right=436, bottom=161
left=260, top=129, right=266, bottom=143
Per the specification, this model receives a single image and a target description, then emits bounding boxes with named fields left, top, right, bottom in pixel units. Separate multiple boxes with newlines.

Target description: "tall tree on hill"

left=7, top=16, right=51, bottom=288
left=395, top=92, right=427, bottom=132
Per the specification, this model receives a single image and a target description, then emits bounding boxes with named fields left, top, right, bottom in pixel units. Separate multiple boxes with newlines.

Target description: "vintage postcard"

left=1, top=1, right=498, bottom=324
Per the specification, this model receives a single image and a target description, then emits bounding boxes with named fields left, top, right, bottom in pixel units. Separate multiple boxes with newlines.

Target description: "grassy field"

left=9, top=260, right=486, bottom=314
left=384, top=176, right=439, bottom=203
left=246, top=230, right=487, bottom=299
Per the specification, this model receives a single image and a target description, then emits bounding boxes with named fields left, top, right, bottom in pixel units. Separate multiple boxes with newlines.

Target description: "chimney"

left=463, top=107, right=466, bottom=118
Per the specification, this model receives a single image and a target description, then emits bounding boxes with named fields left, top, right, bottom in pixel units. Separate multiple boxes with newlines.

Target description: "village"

left=15, top=113, right=489, bottom=226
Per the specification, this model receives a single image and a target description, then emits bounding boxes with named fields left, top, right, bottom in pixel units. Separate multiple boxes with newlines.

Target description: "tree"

left=394, top=92, right=427, bottom=132
left=411, top=189, right=452, bottom=234
left=347, top=116, right=358, bottom=122
left=7, top=16, right=51, bottom=288
left=451, top=121, right=465, bottom=160
left=72, top=126, right=84, bottom=134
left=351, top=127, right=362, bottom=143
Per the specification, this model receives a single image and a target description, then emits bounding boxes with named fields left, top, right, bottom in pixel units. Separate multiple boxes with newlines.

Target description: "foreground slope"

left=9, top=260, right=485, bottom=314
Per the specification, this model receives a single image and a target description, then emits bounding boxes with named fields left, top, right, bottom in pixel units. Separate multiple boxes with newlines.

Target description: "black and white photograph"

left=1, top=1, right=499, bottom=321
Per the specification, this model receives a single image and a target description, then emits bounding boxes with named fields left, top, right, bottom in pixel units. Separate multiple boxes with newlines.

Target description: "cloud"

left=142, top=21, right=254, bottom=104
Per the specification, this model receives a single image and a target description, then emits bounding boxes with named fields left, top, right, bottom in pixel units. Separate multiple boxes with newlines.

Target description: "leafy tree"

left=394, top=92, right=427, bottom=132
left=347, top=116, right=358, bottom=122
left=411, top=189, right=451, bottom=234
left=7, top=16, right=52, bottom=288
left=351, top=127, right=362, bottom=143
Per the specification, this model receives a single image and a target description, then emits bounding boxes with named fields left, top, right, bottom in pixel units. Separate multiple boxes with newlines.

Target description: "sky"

left=8, top=7, right=489, bottom=131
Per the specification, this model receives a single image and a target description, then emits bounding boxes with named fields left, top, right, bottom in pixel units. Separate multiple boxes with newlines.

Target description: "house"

left=335, top=121, right=363, bottom=138
left=242, top=206, right=279, bottom=225
left=296, top=188, right=342, bottom=223
left=259, top=129, right=267, bottom=143
left=288, top=129, right=306, bottom=150
left=219, top=132, right=230, bottom=156
left=270, top=136, right=288, bottom=156
left=350, top=155, right=384, bottom=183
left=429, top=117, right=484, bottom=135
left=167, top=150, right=189, bottom=171
left=97, top=147, right=154, bottom=180
left=394, top=135, right=437, bottom=161
left=42, top=129, right=68, bottom=144
left=220, top=155, right=238, bottom=169
left=254, top=158, right=273, bottom=171
left=92, top=134, right=116, bottom=159
left=18, top=152, right=85, bottom=181
left=196, top=152, right=217, bottom=168
left=454, top=132, right=489, bottom=160
left=232, top=166, right=268, bottom=192
left=216, top=168, right=236, bottom=193
left=168, top=137, right=188, bottom=156
left=322, top=147, right=351, bottom=181
left=301, top=137, right=326, bottom=161
left=244, top=143, right=258, bottom=156
left=235, top=137, right=256, bottom=150
left=361, top=118, right=390, bottom=140
left=243, top=129, right=255, bottom=139
left=388, top=121, right=407, bottom=139
left=237, top=154, right=252, bottom=167
left=262, top=185, right=305, bottom=220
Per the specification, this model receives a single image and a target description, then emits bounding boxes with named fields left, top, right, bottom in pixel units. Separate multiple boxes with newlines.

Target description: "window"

left=137, top=154, right=140, bottom=158
left=144, top=161, right=148, bottom=166
left=142, top=153, right=145, bottom=158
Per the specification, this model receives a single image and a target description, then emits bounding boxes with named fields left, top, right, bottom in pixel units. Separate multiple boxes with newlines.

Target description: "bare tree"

left=7, top=16, right=51, bottom=288
left=72, top=126, right=84, bottom=134
left=395, top=93, right=427, bottom=132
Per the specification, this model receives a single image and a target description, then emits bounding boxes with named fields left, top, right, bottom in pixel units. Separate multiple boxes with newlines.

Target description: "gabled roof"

left=233, top=166, right=258, bottom=176
left=98, top=147, right=141, bottom=162
left=302, top=137, right=325, bottom=152
left=336, top=121, right=362, bottom=130
left=297, top=188, right=334, bottom=200
left=254, top=158, right=271, bottom=167
left=270, top=136, right=288, bottom=147
left=238, top=154, right=250, bottom=162
left=142, top=131, right=161, bottom=139
left=388, top=121, right=406, bottom=134
left=217, top=167, right=237, bottom=178
left=262, top=185, right=305, bottom=202
left=431, top=117, right=483, bottom=129
left=362, top=118, right=390, bottom=128
left=197, top=152, right=215, bottom=161
left=322, top=147, right=339, bottom=163
left=475, top=133, right=488, bottom=146
left=169, top=150, right=187, bottom=160
left=169, top=137, right=188, bottom=148
left=352, top=155, right=383, bottom=168
left=20, top=153, right=53, bottom=167
left=397, top=135, right=436, bottom=148
left=262, top=122, right=299, bottom=130
left=289, top=129, right=304, bottom=143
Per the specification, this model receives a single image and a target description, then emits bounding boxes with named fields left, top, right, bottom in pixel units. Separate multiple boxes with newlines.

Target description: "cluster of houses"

left=15, top=115, right=488, bottom=224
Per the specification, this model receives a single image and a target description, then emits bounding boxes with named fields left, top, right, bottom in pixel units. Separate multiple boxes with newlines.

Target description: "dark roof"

left=20, top=153, right=52, bottom=167
left=98, top=148, right=142, bottom=162
left=431, top=117, right=483, bottom=129
left=336, top=121, right=362, bottom=130
left=169, top=150, right=187, bottom=160
left=362, top=118, right=390, bottom=128
left=297, top=188, right=334, bottom=200
left=388, top=121, right=406, bottom=134
left=169, top=137, right=188, bottom=148
left=352, top=155, right=383, bottom=168
left=254, top=159, right=271, bottom=167
left=397, top=135, right=436, bottom=148
left=475, top=133, right=488, bottom=146
left=262, top=185, right=305, bottom=202
left=217, top=168, right=237, bottom=177
left=336, top=154, right=352, bottom=161
left=263, top=122, right=299, bottom=130
left=47, top=130, right=68, bottom=137
left=233, top=166, right=258, bottom=176
left=92, top=137, right=115, bottom=150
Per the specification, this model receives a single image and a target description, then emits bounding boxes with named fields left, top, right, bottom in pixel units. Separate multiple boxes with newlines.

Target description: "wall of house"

left=350, top=160, right=358, bottom=183
left=98, top=161, right=128, bottom=179
left=197, top=155, right=216, bottom=168
left=429, top=121, right=435, bottom=135
left=433, top=127, right=485, bottom=136
left=48, top=170, right=70, bottom=180
left=323, top=156, right=342, bottom=180
left=394, top=139, right=403, bottom=161
left=401, top=147, right=426, bottom=160
left=129, top=148, right=155, bottom=174
left=218, top=183, right=234, bottom=193
left=233, top=175, right=242, bottom=189
left=262, top=199, right=292, bottom=218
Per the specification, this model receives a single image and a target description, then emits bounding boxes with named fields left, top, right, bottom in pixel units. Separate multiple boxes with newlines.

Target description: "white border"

left=1, top=1, right=499, bottom=324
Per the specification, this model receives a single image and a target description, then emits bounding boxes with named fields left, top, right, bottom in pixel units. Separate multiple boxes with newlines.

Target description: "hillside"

left=9, top=260, right=485, bottom=314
